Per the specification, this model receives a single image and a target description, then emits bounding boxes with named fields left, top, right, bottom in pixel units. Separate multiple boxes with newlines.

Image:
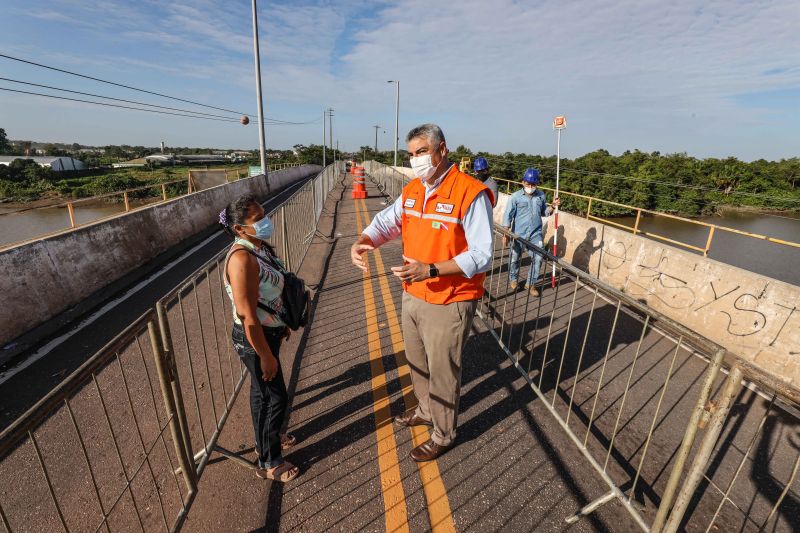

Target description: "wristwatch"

left=428, top=264, right=439, bottom=278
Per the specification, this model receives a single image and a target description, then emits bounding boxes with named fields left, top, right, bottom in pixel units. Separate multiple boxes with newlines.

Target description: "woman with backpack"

left=220, top=194, right=300, bottom=482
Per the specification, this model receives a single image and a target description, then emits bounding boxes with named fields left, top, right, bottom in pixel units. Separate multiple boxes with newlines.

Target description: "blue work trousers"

left=508, top=235, right=544, bottom=287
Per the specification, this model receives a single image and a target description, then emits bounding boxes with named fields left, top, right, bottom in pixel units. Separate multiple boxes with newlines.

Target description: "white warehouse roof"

left=0, top=156, right=87, bottom=171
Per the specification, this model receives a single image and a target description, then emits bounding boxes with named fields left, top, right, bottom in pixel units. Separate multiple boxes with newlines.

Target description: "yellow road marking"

left=357, top=199, right=456, bottom=533
left=354, top=199, right=410, bottom=533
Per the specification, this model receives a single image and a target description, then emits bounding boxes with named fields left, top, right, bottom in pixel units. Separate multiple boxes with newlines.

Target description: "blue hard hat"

left=473, top=156, right=488, bottom=172
left=522, top=168, right=541, bottom=184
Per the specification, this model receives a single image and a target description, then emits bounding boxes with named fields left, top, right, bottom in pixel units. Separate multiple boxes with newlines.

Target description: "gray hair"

left=406, top=123, right=446, bottom=146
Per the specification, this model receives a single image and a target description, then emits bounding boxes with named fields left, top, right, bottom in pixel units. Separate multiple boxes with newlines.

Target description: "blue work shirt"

left=502, top=188, right=551, bottom=239
left=363, top=164, right=494, bottom=279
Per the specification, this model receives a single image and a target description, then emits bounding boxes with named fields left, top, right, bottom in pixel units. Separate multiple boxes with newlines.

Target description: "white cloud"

left=1, top=0, right=798, bottom=158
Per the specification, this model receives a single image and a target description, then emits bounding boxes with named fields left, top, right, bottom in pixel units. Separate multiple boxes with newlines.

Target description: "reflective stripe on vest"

left=400, top=166, right=489, bottom=305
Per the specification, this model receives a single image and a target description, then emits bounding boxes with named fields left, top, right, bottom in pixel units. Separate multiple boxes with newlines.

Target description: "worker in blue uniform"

left=501, top=168, right=558, bottom=295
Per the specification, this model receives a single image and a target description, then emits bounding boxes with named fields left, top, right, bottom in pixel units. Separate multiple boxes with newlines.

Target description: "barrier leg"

left=659, top=365, right=743, bottom=533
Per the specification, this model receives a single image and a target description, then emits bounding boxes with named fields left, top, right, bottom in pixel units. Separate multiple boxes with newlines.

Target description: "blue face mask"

left=244, top=216, right=273, bottom=240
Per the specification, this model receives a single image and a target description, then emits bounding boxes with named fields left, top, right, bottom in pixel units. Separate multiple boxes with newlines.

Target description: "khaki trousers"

left=401, top=292, right=477, bottom=446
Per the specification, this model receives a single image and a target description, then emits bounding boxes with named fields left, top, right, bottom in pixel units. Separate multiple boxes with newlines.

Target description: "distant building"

left=112, top=158, right=148, bottom=168
left=145, top=153, right=228, bottom=165
left=0, top=156, right=87, bottom=171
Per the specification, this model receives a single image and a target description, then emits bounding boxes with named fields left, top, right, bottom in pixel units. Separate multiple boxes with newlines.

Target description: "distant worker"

left=501, top=168, right=559, bottom=295
left=472, top=156, right=498, bottom=207
left=351, top=123, right=494, bottom=462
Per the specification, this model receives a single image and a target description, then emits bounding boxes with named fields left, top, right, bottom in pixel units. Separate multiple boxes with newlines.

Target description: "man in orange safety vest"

left=351, top=123, right=494, bottom=461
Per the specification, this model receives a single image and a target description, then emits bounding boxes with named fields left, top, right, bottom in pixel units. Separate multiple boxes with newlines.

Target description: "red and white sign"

left=553, top=115, right=567, bottom=129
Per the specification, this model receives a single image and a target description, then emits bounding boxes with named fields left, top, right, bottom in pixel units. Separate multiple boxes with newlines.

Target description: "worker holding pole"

left=501, top=168, right=558, bottom=295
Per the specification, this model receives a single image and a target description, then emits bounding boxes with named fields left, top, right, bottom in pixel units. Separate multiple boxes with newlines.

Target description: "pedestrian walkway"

left=180, top=176, right=798, bottom=533
left=181, top=178, right=633, bottom=532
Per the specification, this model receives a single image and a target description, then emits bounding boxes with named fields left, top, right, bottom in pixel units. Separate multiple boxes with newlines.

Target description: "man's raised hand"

left=351, top=242, right=374, bottom=272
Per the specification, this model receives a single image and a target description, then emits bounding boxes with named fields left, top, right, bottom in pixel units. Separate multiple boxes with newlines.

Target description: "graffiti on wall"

left=587, top=233, right=800, bottom=360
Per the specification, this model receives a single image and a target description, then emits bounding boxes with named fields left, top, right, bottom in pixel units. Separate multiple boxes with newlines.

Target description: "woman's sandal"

left=280, top=433, right=297, bottom=450
left=256, top=461, right=299, bottom=482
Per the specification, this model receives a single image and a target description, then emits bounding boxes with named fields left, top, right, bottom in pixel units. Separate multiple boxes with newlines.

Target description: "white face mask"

left=524, top=185, right=536, bottom=195
left=410, top=154, right=437, bottom=180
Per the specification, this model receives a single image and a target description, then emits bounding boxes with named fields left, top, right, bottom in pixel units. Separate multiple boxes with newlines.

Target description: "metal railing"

left=495, top=177, right=800, bottom=256
left=267, top=163, right=301, bottom=172
left=0, top=162, right=346, bottom=532
left=362, top=161, right=410, bottom=201
left=478, top=225, right=800, bottom=531
left=364, top=160, right=800, bottom=530
left=0, top=164, right=304, bottom=251
left=0, top=311, right=195, bottom=532
left=0, top=177, right=189, bottom=241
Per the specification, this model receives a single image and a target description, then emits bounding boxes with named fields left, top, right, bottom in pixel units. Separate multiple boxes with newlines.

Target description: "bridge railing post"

left=280, top=205, right=291, bottom=271
left=703, top=226, right=715, bottom=257
left=67, top=202, right=76, bottom=228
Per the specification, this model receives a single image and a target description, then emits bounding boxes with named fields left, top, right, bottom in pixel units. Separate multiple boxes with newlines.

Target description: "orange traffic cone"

left=351, top=166, right=367, bottom=199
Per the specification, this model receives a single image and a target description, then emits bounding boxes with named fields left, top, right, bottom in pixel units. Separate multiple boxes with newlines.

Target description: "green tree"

left=0, top=128, right=9, bottom=154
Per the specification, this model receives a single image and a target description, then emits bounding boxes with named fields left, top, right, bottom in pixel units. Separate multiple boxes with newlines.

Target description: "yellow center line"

left=354, top=198, right=410, bottom=533
left=357, top=198, right=456, bottom=533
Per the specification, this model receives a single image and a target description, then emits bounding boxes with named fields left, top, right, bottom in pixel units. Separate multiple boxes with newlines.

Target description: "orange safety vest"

left=401, top=165, right=493, bottom=304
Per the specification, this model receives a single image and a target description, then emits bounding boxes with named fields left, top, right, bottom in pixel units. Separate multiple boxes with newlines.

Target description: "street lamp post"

left=322, top=109, right=326, bottom=167
left=251, top=0, right=268, bottom=189
left=387, top=80, right=399, bottom=167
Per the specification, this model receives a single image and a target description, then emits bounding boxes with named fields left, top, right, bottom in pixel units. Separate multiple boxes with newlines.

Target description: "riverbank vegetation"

left=2, top=131, right=798, bottom=217
left=443, top=147, right=800, bottom=217
left=0, top=159, right=244, bottom=205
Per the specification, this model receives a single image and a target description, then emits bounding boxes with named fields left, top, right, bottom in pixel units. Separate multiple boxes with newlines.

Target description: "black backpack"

left=227, top=246, right=310, bottom=330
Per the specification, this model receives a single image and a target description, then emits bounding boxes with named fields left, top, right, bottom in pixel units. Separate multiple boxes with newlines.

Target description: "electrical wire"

left=0, top=86, right=242, bottom=123
left=0, top=77, right=318, bottom=125
left=0, top=53, right=320, bottom=125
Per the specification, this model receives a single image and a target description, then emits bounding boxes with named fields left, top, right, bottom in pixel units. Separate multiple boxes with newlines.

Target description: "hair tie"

left=218, top=209, right=228, bottom=226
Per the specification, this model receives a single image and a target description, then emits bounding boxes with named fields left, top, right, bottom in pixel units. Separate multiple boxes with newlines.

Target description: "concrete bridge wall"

left=0, top=165, right=321, bottom=349
left=493, top=192, right=800, bottom=399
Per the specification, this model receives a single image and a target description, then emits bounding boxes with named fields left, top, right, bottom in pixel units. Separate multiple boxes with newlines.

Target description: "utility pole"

left=251, top=0, right=268, bottom=189
left=387, top=80, right=399, bottom=166
left=373, top=125, right=381, bottom=155
left=327, top=108, right=334, bottom=160
left=322, top=109, right=326, bottom=167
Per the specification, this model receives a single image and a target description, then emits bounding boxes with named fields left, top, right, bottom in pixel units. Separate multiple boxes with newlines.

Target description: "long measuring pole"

left=552, top=127, right=561, bottom=288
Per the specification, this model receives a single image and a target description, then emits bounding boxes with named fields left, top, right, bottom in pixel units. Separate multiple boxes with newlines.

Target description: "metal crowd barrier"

left=479, top=225, right=800, bottom=531
left=0, top=162, right=346, bottom=532
left=363, top=160, right=799, bottom=530
left=362, top=161, right=409, bottom=201
left=0, top=311, right=195, bottom=532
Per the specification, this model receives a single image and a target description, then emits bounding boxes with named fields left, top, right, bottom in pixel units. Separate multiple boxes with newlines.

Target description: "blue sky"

left=1, top=0, right=798, bottom=161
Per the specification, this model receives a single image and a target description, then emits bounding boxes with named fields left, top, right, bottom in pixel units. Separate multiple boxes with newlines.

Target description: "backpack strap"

left=224, top=245, right=281, bottom=317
